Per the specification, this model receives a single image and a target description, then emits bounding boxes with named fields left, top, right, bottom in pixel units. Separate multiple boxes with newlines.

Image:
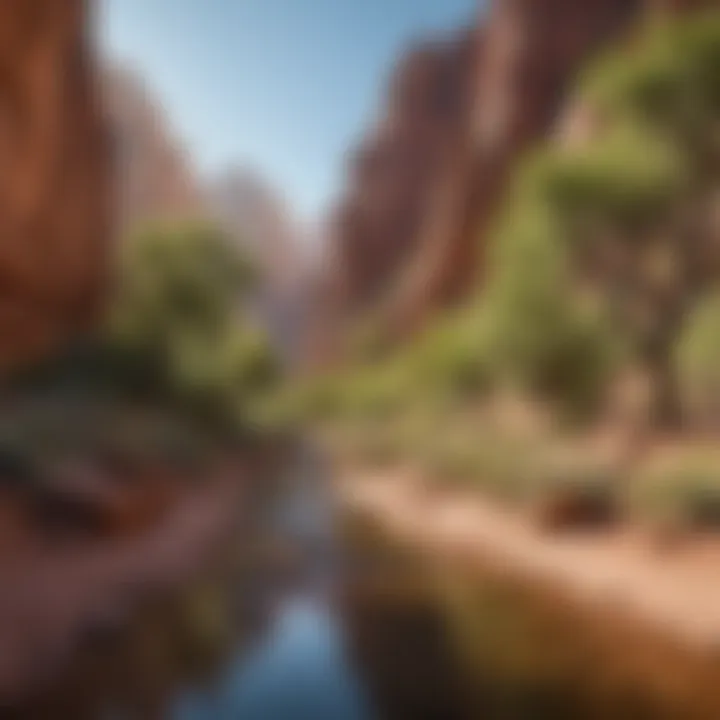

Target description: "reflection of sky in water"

left=173, top=598, right=374, bottom=720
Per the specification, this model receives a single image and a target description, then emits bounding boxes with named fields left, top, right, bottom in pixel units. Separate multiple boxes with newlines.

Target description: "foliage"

left=276, top=304, right=497, bottom=430
left=676, top=291, right=720, bottom=424
left=418, top=428, right=542, bottom=503
left=405, top=308, right=497, bottom=404
left=584, top=13, right=720, bottom=144
left=536, top=125, right=687, bottom=225
left=486, top=188, right=619, bottom=421
left=628, top=448, right=720, bottom=530
left=487, top=12, right=720, bottom=427
left=105, top=220, right=276, bottom=422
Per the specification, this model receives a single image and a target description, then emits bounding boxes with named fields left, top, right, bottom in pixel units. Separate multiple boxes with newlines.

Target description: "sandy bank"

left=341, top=468, right=720, bottom=652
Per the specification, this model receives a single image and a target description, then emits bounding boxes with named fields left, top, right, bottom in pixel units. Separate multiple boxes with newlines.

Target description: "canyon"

left=324, top=0, right=720, bottom=351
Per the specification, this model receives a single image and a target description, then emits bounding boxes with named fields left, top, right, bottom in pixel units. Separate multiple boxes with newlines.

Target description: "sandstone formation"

left=328, top=28, right=478, bottom=315
left=104, top=66, right=204, bottom=234
left=0, top=0, right=113, bottom=370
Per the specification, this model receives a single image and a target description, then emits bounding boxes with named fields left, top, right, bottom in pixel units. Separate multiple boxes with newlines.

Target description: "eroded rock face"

left=329, top=29, right=478, bottom=314
left=0, top=0, right=113, bottom=370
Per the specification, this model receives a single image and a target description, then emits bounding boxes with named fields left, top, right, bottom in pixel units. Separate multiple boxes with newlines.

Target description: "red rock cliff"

left=329, top=28, right=478, bottom=316
left=0, top=0, right=113, bottom=370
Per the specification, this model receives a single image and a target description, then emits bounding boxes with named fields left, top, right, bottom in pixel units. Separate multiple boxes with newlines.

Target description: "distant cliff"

left=104, top=66, right=204, bottom=233
left=206, top=168, right=302, bottom=290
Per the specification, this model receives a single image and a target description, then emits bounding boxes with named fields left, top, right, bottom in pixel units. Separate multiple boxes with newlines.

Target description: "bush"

left=629, top=449, right=720, bottom=531
left=417, top=426, right=548, bottom=504
left=583, top=12, right=720, bottom=137
left=408, top=309, right=496, bottom=404
left=335, top=360, right=415, bottom=421
left=486, top=188, right=619, bottom=421
left=676, top=291, right=720, bottom=426
left=104, top=220, right=277, bottom=423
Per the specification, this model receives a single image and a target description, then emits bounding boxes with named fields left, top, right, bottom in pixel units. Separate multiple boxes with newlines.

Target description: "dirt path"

left=341, top=468, right=720, bottom=652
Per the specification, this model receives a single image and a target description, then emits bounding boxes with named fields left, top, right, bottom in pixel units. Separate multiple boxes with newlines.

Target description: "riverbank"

left=340, top=467, right=720, bottom=652
left=0, top=459, right=249, bottom=704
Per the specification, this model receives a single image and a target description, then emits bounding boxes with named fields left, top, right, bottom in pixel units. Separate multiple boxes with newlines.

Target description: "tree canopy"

left=487, top=12, right=720, bottom=427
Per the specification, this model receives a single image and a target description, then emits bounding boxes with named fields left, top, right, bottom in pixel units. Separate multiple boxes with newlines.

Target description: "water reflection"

left=13, top=445, right=720, bottom=719
left=172, top=445, right=374, bottom=720
left=174, top=597, right=372, bottom=720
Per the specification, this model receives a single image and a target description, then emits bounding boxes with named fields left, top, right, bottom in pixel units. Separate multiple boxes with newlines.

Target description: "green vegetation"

left=628, top=448, right=720, bottom=531
left=106, top=220, right=275, bottom=420
left=0, top=220, right=281, bottom=487
left=677, top=291, right=720, bottom=425
left=486, top=186, right=620, bottom=421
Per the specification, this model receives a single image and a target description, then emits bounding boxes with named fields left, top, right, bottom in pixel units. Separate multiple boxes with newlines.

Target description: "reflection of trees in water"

left=15, top=473, right=720, bottom=719
left=341, top=511, right=720, bottom=720
left=339, top=512, right=467, bottom=720
left=343, top=582, right=467, bottom=720
left=20, top=569, right=248, bottom=720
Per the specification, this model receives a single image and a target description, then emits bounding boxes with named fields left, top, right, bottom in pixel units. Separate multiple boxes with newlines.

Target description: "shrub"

left=676, top=291, right=720, bottom=426
left=629, top=449, right=720, bottom=531
left=104, top=220, right=277, bottom=424
left=408, top=309, right=497, bottom=405
left=486, top=190, right=619, bottom=421
left=417, top=426, right=547, bottom=504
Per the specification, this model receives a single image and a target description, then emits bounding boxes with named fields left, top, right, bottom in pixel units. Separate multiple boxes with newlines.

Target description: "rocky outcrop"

left=104, top=65, right=204, bottom=233
left=0, top=0, right=113, bottom=371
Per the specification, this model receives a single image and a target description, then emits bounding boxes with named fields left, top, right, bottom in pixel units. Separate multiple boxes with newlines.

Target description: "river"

left=10, top=443, right=720, bottom=719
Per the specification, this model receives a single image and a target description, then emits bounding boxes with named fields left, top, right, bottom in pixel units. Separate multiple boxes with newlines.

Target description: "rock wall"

left=0, top=0, right=113, bottom=370
left=329, top=28, right=478, bottom=315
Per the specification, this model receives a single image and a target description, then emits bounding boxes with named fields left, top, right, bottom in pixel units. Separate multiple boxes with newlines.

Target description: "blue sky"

left=99, top=0, right=478, bottom=221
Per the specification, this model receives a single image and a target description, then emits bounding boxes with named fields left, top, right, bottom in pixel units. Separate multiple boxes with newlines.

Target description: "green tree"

left=487, top=190, right=618, bottom=420
left=677, top=291, right=720, bottom=425
left=492, top=13, right=720, bottom=427
left=106, top=220, right=270, bottom=417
